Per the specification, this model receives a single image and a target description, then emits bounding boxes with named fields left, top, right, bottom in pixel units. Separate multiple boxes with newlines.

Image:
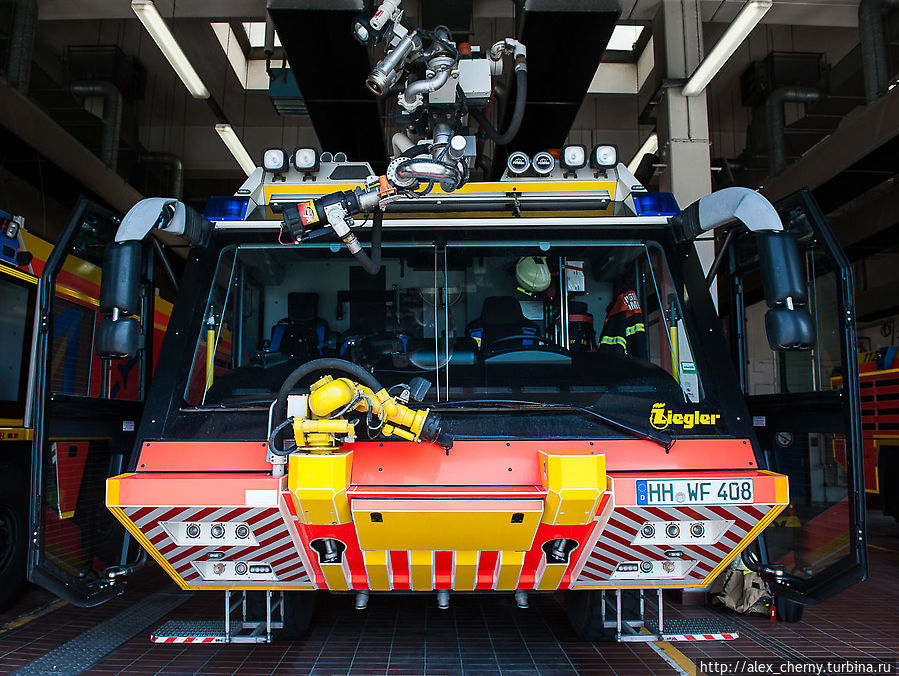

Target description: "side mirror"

left=96, top=317, right=140, bottom=359
left=756, top=231, right=814, bottom=351
left=97, top=241, right=142, bottom=360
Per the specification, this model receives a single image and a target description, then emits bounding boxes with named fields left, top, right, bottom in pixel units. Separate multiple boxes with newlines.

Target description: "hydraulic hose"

left=394, top=158, right=462, bottom=190
left=271, top=358, right=387, bottom=454
left=469, top=68, right=527, bottom=146
left=348, top=207, right=383, bottom=275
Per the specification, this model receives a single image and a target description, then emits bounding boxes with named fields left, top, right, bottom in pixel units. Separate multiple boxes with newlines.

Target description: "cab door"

left=27, top=198, right=155, bottom=606
left=729, top=188, right=865, bottom=605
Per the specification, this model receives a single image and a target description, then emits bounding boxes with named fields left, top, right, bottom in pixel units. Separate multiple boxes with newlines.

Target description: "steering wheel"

left=485, top=334, right=567, bottom=351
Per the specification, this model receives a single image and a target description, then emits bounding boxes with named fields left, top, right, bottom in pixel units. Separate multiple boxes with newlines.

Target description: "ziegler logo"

left=650, top=403, right=721, bottom=430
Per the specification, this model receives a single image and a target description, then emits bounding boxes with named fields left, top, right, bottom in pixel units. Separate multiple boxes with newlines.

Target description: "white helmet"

left=515, top=256, right=551, bottom=293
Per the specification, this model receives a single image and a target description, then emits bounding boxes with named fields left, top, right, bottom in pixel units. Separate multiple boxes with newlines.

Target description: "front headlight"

left=561, top=144, right=587, bottom=169
left=292, top=147, right=319, bottom=172
left=263, top=147, right=288, bottom=172
left=590, top=144, right=618, bottom=168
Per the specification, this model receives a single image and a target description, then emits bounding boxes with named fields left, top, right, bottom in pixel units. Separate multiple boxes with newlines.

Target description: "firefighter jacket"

left=598, top=290, right=645, bottom=355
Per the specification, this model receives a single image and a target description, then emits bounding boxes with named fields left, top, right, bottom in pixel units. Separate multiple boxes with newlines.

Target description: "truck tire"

left=774, top=595, right=804, bottom=623
left=279, top=591, right=316, bottom=640
left=565, top=589, right=642, bottom=641
left=0, top=463, right=28, bottom=611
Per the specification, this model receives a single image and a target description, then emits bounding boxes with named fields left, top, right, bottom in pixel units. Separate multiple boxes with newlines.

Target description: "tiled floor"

left=1, top=511, right=897, bottom=676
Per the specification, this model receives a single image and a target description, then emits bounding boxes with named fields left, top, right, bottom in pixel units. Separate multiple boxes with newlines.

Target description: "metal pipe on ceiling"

left=141, top=152, right=184, bottom=200
left=766, top=86, right=822, bottom=177
left=70, top=81, right=123, bottom=170
left=8, top=0, right=37, bottom=93
left=859, top=0, right=899, bottom=105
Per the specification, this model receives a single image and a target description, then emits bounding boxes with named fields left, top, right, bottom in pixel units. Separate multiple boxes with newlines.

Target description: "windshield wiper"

left=431, top=399, right=674, bottom=449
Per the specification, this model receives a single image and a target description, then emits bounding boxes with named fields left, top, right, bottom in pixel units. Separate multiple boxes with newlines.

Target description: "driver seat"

left=270, top=292, right=329, bottom=360
left=466, top=296, right=539, bottom=350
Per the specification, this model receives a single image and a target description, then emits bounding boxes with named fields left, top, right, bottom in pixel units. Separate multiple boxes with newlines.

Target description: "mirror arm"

left=705, top=226, right=739, bottom=288
left=670, top=187, right=783, bottom=243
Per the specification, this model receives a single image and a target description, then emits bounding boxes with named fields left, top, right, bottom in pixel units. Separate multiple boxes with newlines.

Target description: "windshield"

left=184, top=238, right=725, bottom=437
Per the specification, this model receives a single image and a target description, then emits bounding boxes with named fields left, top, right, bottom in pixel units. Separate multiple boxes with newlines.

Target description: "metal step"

left=644, top=617, right=739, bottom=641
left=151, top=590, right=285, bottom=644
left=151, top=620, right=230, bottom=644
left=151, top=619, right=275, bottom=644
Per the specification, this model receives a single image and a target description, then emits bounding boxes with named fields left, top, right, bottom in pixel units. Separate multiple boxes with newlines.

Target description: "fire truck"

left=833, top=355, right=899, bottom=522
left=0, top=205, right=172, bottom=609
left=24, top=2, right=865, bottom=643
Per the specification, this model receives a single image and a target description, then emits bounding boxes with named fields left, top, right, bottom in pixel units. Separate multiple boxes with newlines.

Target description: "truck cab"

left=23, top=150, right=866, bottom=643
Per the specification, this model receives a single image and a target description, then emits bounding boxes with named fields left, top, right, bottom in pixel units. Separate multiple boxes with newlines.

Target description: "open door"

left=27, top=198, right=155, bottom=606
left=729, top=188, right=865, bottom=604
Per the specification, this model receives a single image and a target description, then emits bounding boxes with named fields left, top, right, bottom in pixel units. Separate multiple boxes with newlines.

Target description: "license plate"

left=635, top=479, right=754, bottom=505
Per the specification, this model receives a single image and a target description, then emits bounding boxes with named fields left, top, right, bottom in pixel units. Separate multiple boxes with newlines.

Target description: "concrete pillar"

left=656, top=0, right=717, bottom=304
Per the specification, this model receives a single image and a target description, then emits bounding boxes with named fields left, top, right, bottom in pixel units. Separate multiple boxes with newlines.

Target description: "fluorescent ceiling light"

left=607, top=25, right=644, bottom=52
left=215, top=124, right=256, bottom=176
left=682, top=0, right=771, bottom=97
left=242, top=22, right=281, bottom=48
left=131, top=0, right=210, bottom=99
left=627, top=132, right=658, bottom=175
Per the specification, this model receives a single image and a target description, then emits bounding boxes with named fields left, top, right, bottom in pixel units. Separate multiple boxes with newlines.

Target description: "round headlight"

left=506, top=151, right=530, bottom=175
left=210, top=524, right=225, bottom=539
left=532, top=151, right=555, bottom=176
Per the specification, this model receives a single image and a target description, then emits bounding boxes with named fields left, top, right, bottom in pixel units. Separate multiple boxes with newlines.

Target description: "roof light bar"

left=131, top=0, right=210, bottom=99
left=681, top=0, right=771, bottom=97
left=215, top=124, right=256, bottom=176
left=627, top=132, right=658, bottom=174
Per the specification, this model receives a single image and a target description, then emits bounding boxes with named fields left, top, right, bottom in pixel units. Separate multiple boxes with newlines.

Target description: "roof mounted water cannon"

left=355, top=0, right=527, bottom=156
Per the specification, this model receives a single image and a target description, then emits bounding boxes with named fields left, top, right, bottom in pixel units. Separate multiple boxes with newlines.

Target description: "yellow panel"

left=288, top=451, right=353, bottom=524
left=409, top=550, right=433, bottom=591
left=536, top=563, right=568, bottom=591
left=495, top=551, right=526, bottom=590
left=352, top=499, right=542, bottom=551
left=320, top=562, right=350, bottom=591
left=775, top=475, right=789, bottom=504
left=0, top=426, right=33, bottom=441
left=453, top=551, right=478, bottom=591
left=539, top=451, right=606, bottom=525
left=363, top=550, right=391, bottom=591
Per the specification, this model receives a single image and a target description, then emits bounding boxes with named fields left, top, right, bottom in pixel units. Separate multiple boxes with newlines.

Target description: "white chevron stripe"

left=576, top=504, right=771, bottom=584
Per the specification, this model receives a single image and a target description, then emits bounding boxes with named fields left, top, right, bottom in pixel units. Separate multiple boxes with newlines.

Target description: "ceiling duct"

left=141, top=152, right=184, bottom=200
left=268, top=67, right=308, bottom=117
left=859, top=0, right=899, bottom=104
left=765, top=86, right=822, bottom=178
left=7, top=0, right=36, bottom=93
left=69, top=81, right=123, bottom=169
